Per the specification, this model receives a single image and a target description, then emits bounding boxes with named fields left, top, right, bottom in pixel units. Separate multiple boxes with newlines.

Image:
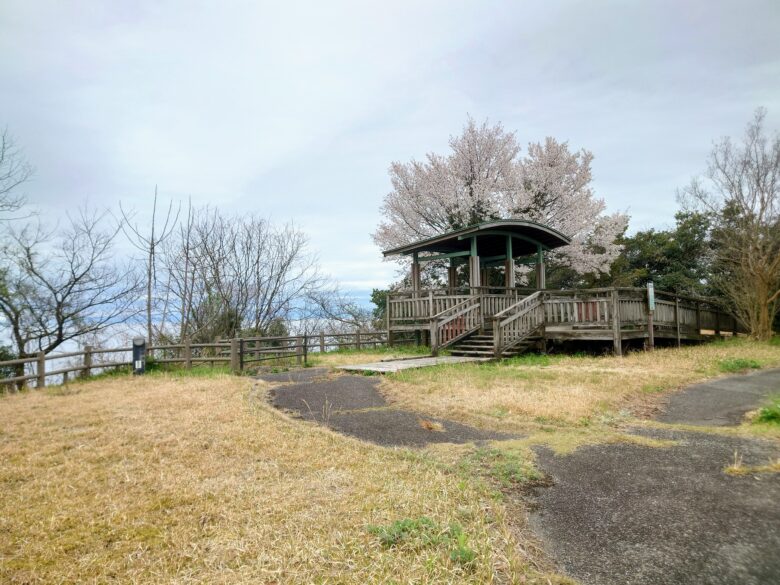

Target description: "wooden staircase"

left=449, top=329, right=541, bottom=358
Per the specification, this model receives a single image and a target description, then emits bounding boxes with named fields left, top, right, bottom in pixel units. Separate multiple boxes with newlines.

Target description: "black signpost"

left=132, top=337, right=146, bottom=375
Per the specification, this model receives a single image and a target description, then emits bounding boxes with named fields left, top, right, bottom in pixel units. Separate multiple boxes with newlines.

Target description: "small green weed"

left=368, top=517, right=440, bottom=548
left=367, top=517, right=477, bottom=567
left=468, top=447, right=542, bottom=487
left=717, top=358, right=761, bottom=373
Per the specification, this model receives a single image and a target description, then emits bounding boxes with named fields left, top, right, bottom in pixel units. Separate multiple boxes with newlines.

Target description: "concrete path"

left=337, top=355, right=490, bottom=373
left=262, top=370, right=514, bottom=447
left=529, top=369, right=780, bottom=585
left=656, top=368, right=780, bottom=426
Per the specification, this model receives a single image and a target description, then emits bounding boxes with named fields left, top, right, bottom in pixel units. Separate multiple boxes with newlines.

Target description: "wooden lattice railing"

left=430, top=297, right=483, bottom=355
left=492, top=291, right=545, bottom=356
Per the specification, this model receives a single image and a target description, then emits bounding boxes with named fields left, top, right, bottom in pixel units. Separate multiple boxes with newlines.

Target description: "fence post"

left=303, top=335, right=308, bottom=365
left=695, top=302, right=702, bottom=338
left=611, top=289, right=622, bottom=356
left=230, top=338, right=240, bottom=374
left=356, top=328, right=362, bottom=350
left=493, top=316, right=501, bottom=357
left=296, top=336, right=303, bottom=366
left=386, top=297, right=394, bottom=347
left=319, top=331, right=325, bottom=353
left=184, top=339, right=192, bottom=369
left=674, top=297, right=681, bottom=348
left=715, top=310, right=721, bottom=338
left=83, top=345, right=93, bottom=378
left=37, top=351, right=46, bottom=388
left=239, top=338, right=245, bottom=372
left=430, top=320, right=438, bottom=357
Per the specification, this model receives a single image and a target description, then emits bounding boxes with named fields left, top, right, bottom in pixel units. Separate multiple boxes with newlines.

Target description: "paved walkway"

left=262, top=368, right=514, bottom=447
left=337, top=355, right=490, bottom=374
left=656, top=368, right=780, bottom=427
left=529, top=369, right=780, bottom=585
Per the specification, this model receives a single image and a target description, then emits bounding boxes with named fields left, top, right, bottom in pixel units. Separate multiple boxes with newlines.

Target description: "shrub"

left=755, top=397, right=780, bottom=424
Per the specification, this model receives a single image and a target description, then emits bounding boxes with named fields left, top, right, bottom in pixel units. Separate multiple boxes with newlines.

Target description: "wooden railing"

left=0, top=329, right=389, bottom=390
left=492, top=291, right=545, bottom=356
left=387, top=292, right=471, bottom=325
left=481, top=293, right=522, bottom=318
left=430, top=297, right=482, bottom=355
left=544, top=290, right=613, bottom=326
left=388, top=286, right=743, bottom=357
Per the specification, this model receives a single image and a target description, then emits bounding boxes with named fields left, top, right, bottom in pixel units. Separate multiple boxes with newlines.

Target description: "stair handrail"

left=492, top=291, right=543, bottom=320
left=492, top=291, right=545, bottom=357
left=431, top=296, right=483, bottom=355
left=431, top=298, right=473, bottom=320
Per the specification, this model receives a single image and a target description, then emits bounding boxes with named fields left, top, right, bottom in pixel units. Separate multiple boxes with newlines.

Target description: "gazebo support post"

left=411, top=252, right=421, bottom=294
left=468, top=236, right=481, bottom=291
left=504, top=235, right=515, bottom=288
left=448, top=259, right=457, bottom=293
left=535, top=245, right=546, bottom=290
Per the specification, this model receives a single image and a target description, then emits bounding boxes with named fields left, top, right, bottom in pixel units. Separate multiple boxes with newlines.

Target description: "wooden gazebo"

left=382, top=219, right=571, bottom=291
left=383, top=220, right=741, bottom=358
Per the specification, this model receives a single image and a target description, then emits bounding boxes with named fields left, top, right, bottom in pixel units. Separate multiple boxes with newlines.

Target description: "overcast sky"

left=2, top=0, right=779, bottom=302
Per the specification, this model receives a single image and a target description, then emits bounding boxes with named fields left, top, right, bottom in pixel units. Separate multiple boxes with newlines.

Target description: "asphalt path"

left=529, top=369, right=780, bottom=585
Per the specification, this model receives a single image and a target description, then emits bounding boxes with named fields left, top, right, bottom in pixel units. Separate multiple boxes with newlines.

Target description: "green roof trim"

left=382, top=219, right=571, bottom=258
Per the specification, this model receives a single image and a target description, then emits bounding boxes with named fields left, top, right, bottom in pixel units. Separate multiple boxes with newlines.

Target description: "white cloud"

left=1, top=0, right=779, bottom=300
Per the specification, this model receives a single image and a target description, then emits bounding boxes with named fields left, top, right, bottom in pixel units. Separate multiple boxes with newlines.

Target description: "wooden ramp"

left=337, top=355, right=490, bottom=374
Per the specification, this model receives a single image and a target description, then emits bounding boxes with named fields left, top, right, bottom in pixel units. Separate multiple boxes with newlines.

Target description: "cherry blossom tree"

left=373, top=117, right=628, bottom=279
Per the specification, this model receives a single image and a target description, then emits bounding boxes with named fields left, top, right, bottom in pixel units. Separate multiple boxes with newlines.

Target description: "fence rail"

left=1, top=329, right=389, bottom=390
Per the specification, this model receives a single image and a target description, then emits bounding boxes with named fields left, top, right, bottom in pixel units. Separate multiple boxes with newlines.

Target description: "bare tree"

left=0, top=208, right=142, bottom=378
left=119, top=187, right=180, bottom=343
left=0, top=128, right=34, bottom=218
left=682, top=108, right=780, bottom=340
left=303, top=286, right=373, bottom=334
left=160, top=207, right=326, bottom=341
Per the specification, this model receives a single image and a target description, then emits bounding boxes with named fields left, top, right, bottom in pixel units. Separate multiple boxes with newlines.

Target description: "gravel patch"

left=527, top=370, right=780, bottom=585
left=256, top=367, right=330, bottom=385
left=529, top=429, right=780, bottom=585
left=327, top=408, right=514, bottom=447
left=271, top=375, right=386, bottom=419
left=269, top=372, right=516, bottom=447
left=656, top=368, right=780, bottom=426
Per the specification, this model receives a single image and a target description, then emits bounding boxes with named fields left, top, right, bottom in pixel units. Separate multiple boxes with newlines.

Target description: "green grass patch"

left=465, top=446, right=543, bottom=487
left=367, top=517, right=476, bottom=567
left=717, top=358, right=762, bottom=373
left=755, top=395, right=780, bottom=425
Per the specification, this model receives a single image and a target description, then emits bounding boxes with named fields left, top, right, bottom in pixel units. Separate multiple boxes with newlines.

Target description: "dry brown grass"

left=0, top=373, right=569, bottom=584
left=381, top=338, right=780, bottom=432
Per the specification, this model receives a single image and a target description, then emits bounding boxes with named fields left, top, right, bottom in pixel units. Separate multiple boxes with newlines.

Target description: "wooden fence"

left=0, top=329, right=388, bottom=390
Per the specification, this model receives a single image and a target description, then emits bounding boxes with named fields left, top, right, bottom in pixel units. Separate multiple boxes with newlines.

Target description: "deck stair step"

left=448, top=330, right=540, bottom=359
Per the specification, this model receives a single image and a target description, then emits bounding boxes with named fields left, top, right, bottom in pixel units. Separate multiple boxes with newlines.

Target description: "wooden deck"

left=387, top=287, right=742, bottom=356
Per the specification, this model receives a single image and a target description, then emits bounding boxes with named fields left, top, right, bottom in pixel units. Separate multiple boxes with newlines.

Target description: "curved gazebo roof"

left=382, top=219, right=571, bottom=259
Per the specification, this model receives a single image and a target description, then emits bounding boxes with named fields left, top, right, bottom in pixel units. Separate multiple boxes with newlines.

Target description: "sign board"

left=647, top=282, right=655, bottom=311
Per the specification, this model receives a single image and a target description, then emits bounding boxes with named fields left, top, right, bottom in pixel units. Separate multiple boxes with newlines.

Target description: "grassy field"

left=3, top=338, right=778, bottom=583
left=380, top=338, right=780, bottom=435
left=0, top=372, right=566, bottom=584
